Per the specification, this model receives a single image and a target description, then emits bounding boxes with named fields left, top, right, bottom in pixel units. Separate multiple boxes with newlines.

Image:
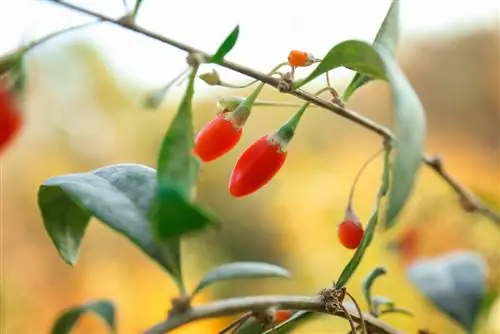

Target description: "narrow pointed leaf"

left=372, top=296, right=413, bottom=317
left=362, top=266, right=387, bottom=311
left=51, top=299, right=115, bottom=334
left=37, top=164, right=181, bottom=279
left=343, top=0, right=400, bottom=101
left=211, top=25, right=240, bottom=63
left=379, top=46, right=426, bottom=228
left=407, top=251, right=486, bottom=332
left=294, top=40, right=386, bottom=89
left=192, top=262, right=290, bottom=297
left=152, top=67, right=214, bottom=239
left=155, top=67, right=200, bottom=199
left=336, top=149, right=391, bottom=288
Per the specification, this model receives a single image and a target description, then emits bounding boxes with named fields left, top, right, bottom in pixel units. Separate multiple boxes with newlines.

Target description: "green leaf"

left=191, top=261, right=290, bottom=297
left=362, top=266, right=387, bottom=311
left=151, top=186, right=214, bottom=239
left=294, top=40, right=386, bottom=89
left=211, top=25, right=240, bottom=63
left=152, top=66, right=214, bottom=240
left=342, top=0, right=399, bottom=101
left=372, top=296, right=413, bottom=317
left=155, top=67, right=200, bottom=198
left=51, top=299, right=115, bottom=334
left=336, top=149, right=391, bottom=288
left=37, top=163, right=181, bottom=278
left=379, top=46, right=426, bottom=228
left=407, top=251, right=486, bottom=333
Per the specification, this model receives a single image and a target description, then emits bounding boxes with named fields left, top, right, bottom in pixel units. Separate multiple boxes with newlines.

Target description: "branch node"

left=318, top=286, right=346, bottom=314
left=427, top=155, right=443, bottom=171
left=168, top=297, right=191, bottom=317
left=276, top=71, right=294, bottom=93
left=186, top=52, right=207, bottom=67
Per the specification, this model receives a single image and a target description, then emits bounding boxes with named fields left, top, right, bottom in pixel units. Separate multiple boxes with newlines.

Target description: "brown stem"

left=49, top=0, right=500, bottom=226
left=143, top=295, right=401, bottom=334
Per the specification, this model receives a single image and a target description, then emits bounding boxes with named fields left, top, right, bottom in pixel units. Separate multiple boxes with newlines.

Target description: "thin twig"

left=143, top=295, right=401, bottom=334
left=340, top=304, right=358, bottom=334
left=346, top=291, right=367, bottom=334
left=48, top=0, right=500, bottom=226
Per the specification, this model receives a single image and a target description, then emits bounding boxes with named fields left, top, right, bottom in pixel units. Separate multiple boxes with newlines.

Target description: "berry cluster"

left=193, top=50, right=380, bottom=249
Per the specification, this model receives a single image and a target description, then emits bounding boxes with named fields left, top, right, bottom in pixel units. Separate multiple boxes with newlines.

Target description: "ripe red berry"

left=193, top=114, right=242, bottom=162
left=275, top=310, right=293, bottom=325
left=0, top=83, right=21, bottom=154
left=229, top=135, right=287, bottom=197
left=337, top=220, right=364, bottom=249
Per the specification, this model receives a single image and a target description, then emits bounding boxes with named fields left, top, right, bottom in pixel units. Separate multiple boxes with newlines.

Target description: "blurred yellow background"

left=1, top=19, right=500, bottom=334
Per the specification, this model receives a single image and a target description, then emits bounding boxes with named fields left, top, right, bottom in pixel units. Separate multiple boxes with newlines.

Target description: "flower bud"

left=199, top=69, right=221, bottom=86
left=216, top=96, right=243, bottom=115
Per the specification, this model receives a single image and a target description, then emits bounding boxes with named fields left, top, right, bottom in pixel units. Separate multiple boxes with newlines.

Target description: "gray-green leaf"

left=51, top=299, right=116, bottom=334
left=191, top=261, right=290, bottom=297
left=37, top=163, right=181, bottom=278
left=362, top=266, right=387, bottom=312
left=211, top=25, right=240, bottom=63
left=407, top=251, right=486, bottom=332
left=378, top=46, right=426, bottom=228
left=342, top=0, right=399, bottom=101
left=294, top=40, right=386, bottom=89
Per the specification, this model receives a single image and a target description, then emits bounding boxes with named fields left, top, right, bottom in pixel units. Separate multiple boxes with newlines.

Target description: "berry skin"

left=337, top=220, right=364, bottom=249
left=229, top=135, right=287, bottom=197
left=0, top=83, right=21, bottom=154
left=288, top=50, right=315, bottom=67
left=275, top=310, right=293, bottom=325
left=193, top=114, right=242, bottom=162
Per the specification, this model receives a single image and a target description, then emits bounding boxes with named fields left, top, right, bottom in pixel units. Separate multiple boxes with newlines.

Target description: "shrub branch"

left=143, top=295, right=402, bottom=334
left=49, top=0, right=500, bottom=226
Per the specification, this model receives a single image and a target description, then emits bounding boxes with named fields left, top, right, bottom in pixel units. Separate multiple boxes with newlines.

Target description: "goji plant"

left=3, top=1, right=499, bottom=333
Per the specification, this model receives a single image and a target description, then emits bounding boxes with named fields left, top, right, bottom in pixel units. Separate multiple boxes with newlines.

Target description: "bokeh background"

left=1, top=0, right=499, bottom=333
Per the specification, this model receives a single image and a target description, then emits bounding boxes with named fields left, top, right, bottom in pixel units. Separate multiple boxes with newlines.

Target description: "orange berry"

left=288, top=50, right=315, bottom=67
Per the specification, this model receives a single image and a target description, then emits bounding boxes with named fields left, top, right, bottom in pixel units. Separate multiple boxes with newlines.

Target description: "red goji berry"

left=193, top=114, right=242, bottom=162
left=288, top=50, right=316, bottom=67
left=0, top=82, right=21, bottom=154
left=275, top=310, right=293, bottom=325
left=337, top=219, right=364, bottom=249
left=229, top=135, right=287, bottom=197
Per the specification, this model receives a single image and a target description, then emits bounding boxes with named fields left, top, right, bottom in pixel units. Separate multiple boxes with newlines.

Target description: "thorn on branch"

left=117, top=14, right=135, bottom=26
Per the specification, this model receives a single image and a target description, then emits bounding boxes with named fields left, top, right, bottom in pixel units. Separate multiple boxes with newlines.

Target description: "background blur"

left=1, top=0, right=499, bottom=333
